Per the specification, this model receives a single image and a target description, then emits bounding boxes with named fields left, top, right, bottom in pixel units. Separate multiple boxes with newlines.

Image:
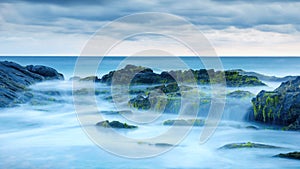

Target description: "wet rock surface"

left=0, top=61, right=64, bottom=107
left=250, top=77, right=300, bottom=131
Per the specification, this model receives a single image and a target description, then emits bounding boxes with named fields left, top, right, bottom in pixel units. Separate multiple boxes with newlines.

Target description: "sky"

left=0, top=0, right=300, bottom=56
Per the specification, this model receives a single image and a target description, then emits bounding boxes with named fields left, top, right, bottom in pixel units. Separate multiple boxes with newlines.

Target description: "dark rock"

left=0, top=61, right=64, bottom=107
left=275, top=151, right=300, bottom=160
left=101, top=64, right=161, bottom=85
left=245, top=125, right=259, bottom=130
left=129, top=89, right=145, bottom=94
left=250, top=77, right=300, bottom=131
left=163, top=119, right=205, bottom=126
left=96, top=120, right=137, bottom=129
left=233, top=69, right=297, bottom=82
left=220, top=142, right=281, bottom=149
left=99, top=65, right=266, bottom=87
left=26, top=65, right=64, bottom=80
left=147, top=83, right=179, bottom=94
left=128, top=94, right=151, bottom=110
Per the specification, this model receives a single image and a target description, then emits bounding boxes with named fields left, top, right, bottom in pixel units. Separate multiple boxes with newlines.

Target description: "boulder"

left=79, top=76, right=101, bottom=82
left=163, top=119, right=205, bottom=126
left=250, top=77, right=300, bottom=131
left=275, top=152, right=300, bottom=160
left=219, top=142, right=281, bottom=149
left=26, top=65, right=64, bottom=80
left=146, top=83, right=179, bottom=94
left=128, top=94, right=151, bottom=110
left=0, top=61, right=64, bottom=107
left=96, top=120, right=137, bottom=129
left=227, top=90, right=255, bottom=98
left=99, top=64, right=266, bottom=87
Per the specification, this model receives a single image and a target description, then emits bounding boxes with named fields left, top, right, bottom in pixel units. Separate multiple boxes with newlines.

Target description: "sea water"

left=0, top=57, right=299, bottom=168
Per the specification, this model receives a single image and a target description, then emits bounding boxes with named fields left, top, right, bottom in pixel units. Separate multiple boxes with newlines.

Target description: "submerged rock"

left=79, top=76, right=101, bottom=82
left=219, top=142, right=281, bottom=149
left=163, top=119, right=205, bottom=126
left=0, top=61, right=64, bottom=107
left=275, top=151, right=300, bottom=160
left=250, top=77, right=300, bottom=131
left=137, top=141, right=176, bottom=147
left=100, top=110, right=132, bottom=115
left=96, top=120, right=137, bottom=129
left=227, top=90, right=255, bottom=98
left=245, top=125, right=259, bottom=130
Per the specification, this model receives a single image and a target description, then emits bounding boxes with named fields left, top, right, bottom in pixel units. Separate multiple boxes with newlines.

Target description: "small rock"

left=219, top=142, right=281, bottom=149
left=96, top=120, right=137, bottom=129
left=275, top=151, right=300, bottom=160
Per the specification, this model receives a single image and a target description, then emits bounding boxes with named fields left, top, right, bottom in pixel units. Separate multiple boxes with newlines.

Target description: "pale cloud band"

left=0, top=0, right=300, bottom=56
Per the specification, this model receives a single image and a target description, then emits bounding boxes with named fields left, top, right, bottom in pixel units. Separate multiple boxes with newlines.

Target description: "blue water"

left=0, top=56, right=300, bottom=168
left=1, top=56, right=300, bottom=79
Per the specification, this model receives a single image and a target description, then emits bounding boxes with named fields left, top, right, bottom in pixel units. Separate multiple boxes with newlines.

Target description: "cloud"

left=0, top=0, right=299, bottom=56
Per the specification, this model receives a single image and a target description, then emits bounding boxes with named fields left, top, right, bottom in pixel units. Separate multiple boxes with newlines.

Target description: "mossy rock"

left=137, top=141, right=175, bottom=147
left=128, top=94, right=151, bottom=110
left=163, top=119, right=205, bottom=126
left=96, top=120, right=137, bottom=129
left=275, top=151, right=300, bottom=160
left=227, top=90, right=255, bottom=98
left=219, top=142, right=281, bottom=149
left=100, top=110, right=132, bottom=115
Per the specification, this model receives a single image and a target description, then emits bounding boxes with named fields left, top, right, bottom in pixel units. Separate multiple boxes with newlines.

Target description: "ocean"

left=0, top=56, right=300, bottom=168
left=1, top=56, right=300, bottom=79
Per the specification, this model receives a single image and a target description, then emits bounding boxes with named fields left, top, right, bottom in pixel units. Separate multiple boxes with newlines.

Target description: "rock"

left=0, top=61, right=64, bottom=107
left=147, top=83, right=179, bottom=94
left=101, top=64, right=162, bottom=85
left=128, top=94, right=151, bottom=110
left=224, top=71, right=266, bottom=87
left=26, top=65, right=64, bottom=80
left=137, top=141, right=176, bottom=147
left=250, top=77, right=300, bottom=131
left=79, top=76, right=101, bottom=82
left=233, top=69, right=297, bottom=82
left=245, top=125, right=259, bottom=130
left=69, top=76, right=81, bottom=81
left=96, top=120, right=137, bottom=129
left=100, top=110, right=132, bottom=115
left=227, top=90, right=255, bottom=98
left=219, top=142, right=281, bottom=149
left=99, top=65, right=266, bottom=87
left=275, top=151, right=300, bottom=160
left=163, top=119, right=205, bottom=126
left=129, top=89, right=145, bottom=94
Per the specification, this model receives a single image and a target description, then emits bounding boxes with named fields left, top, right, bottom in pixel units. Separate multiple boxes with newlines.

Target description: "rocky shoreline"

left=0, top=61, right=64, bottom=107
left=1, top=61, right=299, bottom=132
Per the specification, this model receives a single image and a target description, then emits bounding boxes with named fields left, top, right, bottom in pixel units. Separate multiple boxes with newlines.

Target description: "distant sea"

left=1, top=56, right=300, bottom=79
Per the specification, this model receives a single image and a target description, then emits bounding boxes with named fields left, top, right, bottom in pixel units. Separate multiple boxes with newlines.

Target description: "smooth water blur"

left=0, top=57, right=300, bottom=168
left=0, top=80, right=299, bottom=169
